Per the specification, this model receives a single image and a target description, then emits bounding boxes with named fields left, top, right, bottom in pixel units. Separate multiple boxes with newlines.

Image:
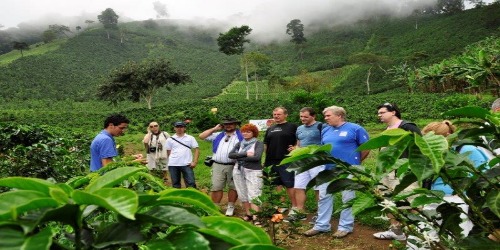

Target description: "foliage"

left=0, top=123, right=89, bottom=182
left=0, top=164, right=281, bottom=249
left=98, top=8, right=119, bottom=39
left=12, top=41, right=29, bottom=57
left=217, top=25, right=253, bottom=55
left=286, top=19, right=307, bottom=45
left=49, top=24, right=71, bottom=38
left=283, top=106, right=500, bottom=249
left=98, top=58, right=191, bottom=109
left=42, top=30, right=57, bottom=44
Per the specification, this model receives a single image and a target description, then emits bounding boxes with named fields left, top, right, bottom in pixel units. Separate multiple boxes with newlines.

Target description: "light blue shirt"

left=296, top=122, right=322, bottom=147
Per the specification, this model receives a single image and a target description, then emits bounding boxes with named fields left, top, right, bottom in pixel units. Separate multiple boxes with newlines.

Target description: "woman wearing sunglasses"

left=143, top=121, right=170, bottom=181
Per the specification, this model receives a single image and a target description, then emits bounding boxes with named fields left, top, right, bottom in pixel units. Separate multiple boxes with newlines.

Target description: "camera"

left=149, top=147, right=157, bottom=153
left=204, top=155, right=215, bottom=167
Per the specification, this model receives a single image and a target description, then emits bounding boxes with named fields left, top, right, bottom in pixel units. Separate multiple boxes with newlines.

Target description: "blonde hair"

left=422, top=120, right=456, bottom=136
left=322, top=105, right=346, bottom=119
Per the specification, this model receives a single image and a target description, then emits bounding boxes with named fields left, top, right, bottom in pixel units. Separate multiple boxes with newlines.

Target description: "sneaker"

left=309, top=215, right=317, bottom=225
left=277, top=207, right=288, bottom=214
left=225, top=205, right=235, bottom=216
left=284, top=213, right=307, bottom=222
left=373, top=229, right=407, bottom=240
left=333, top=230, right=351, bottom=238
left=303, top=228, right=330, bottom=237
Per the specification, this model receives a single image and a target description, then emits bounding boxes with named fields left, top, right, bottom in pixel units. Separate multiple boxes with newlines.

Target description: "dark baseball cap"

left=173, top=121, right=186, bottom=127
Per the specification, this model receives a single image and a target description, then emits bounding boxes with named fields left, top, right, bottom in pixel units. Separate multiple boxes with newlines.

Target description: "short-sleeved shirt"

left=90, top=130, right=117, bottom=172
left=205, top=131, right=241, bottom=163
left=321, top=122, right=369, bottom=165
left=296, top=122, right=322, bottom=147
left=166, top=134, right=199, bottom=166
left=264, top=122, right=298, bottom=166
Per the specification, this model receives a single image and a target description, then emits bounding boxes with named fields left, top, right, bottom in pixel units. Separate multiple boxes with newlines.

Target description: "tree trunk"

left=106, top=30, right=110, bottom=40
left=366, top=66, right=372, bottom=95
left=254, top=71, right=258, bottom=100
left=244, top=60, right=249, bottom=100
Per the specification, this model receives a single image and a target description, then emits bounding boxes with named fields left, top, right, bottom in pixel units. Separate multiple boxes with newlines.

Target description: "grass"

left=0, top=39, right=66, bottom=66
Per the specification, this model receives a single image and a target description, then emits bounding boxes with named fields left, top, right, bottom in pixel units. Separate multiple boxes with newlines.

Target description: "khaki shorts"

left=211, top=162, right=236, bottom=191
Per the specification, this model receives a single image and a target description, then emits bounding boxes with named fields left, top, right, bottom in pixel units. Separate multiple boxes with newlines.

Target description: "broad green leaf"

left=199, top=216, right=272, bottom=245
left=49, top=187, right=69, bottom=204
left=158, top=189, right=220, bottom=215
left=66, top=175, right=91, bottom=189
left=357, top=134, right=391, bottom=151
left=55, top=183, right=74, bottom=195
left=0, top=226, right=54, bottom=250
left=443, top=106, right=490, bottom=120
left=436, top=203, right=463, bottom=237
left=351, top=192, right=376, bottom=215
left=140, top=205, right=205, bottom=228
left=486, top=189, right=500, bottom=218
left=410, top=196, right=443, bottom=207
left=167, top=230, right=210, bottom=249
left=393, top=173, right=418, bottom=195
left=0, top=177, right=56, bottom=195
left=459, top=235, right=500, bottom=249
left=408, top=145, right=435, bottom=182
left=143, top=240, right=175, bottom=250
left=326, top=179, right=364, bottom=194
left=86, top=167, right=145, bottom=193
left=230, top=244, right=284, bottom=250
left=376, top=136, right=412, bottom=176
left=413, top=132, right=448, bottom=175
left=36, top=204, right=81, bottom=231
left=0, top=190, right=59, bottom=220
left=72, top=188, right=138, bottom=220
left=93, top=221, right=144, bottom=249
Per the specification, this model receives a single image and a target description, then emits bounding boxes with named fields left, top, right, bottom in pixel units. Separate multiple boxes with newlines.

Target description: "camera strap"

left=171, top=137, right=191, bottom=149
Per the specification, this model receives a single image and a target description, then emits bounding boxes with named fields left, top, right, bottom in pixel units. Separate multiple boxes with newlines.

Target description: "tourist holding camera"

left=143, top=121, right=170, bottom=181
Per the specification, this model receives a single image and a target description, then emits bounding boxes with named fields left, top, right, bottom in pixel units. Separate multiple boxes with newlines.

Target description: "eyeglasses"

left=117, top=126, right=128, bottom=130
left=225, top=135, right=231, bottom=142
left=149, top=125, right=159, bottom=128
left=377, top=111, right=388, bottom=115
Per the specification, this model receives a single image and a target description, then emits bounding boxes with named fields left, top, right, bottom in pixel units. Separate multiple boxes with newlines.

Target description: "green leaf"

left=376, top=136, right=412, bottom=176
left=393, top=172, right=418, bottom=195
left=459, top=235, right=500, bottom=249
left=436, top=203, right=463, bottom=237
left=93, top=221, right=144, bottom=249
left=157, top=189, right=221, bottom=215
left=0, top=190, right=59, bottom=220
left=326, top=179, right=364, bottom=194
left=72, top=188, right=138, bottom=220
left=357, top=134, right=392, bottom=151
left=0, top=177, right=56, bottom=195
left=413, top=132, right=448, bottom=175
left=486, top=189, right=500, bottom=218
left=351, top=192, right=376, bottom=215
left=199, top=216, right=272, bottom=245
left=86, top=167, right=145, bottom=193
left=140, top=205, right=205, bottom=228
left=230, top=244, right=284, bottom=250
left=142, top=240, right=175, bottom=250
left=0, top=226, right=54, bottom=250
left=410, top=196, right=443, bottom=207
left=443, top=106, right=490, bottom=120
left=167, top=230, right=210, bottom=249
left=49, top=187, right=69, bottom=204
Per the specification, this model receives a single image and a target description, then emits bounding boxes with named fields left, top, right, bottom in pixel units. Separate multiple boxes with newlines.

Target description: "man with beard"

left=200, top=118, right=243, bottom=216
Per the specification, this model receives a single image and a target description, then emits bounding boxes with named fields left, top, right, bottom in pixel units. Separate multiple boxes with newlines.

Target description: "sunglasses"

left=383, top=102, right=393, bottom=107
left=225, top=135, right=231, bottom=142
left=149, top=125, right=159, bottom=128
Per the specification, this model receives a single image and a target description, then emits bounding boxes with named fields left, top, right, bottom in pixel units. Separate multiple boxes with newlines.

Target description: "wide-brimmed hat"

left=221, top=117, right=241, bottom=125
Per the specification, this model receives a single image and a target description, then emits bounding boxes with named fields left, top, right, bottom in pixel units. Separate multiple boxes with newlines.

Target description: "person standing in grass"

left=199, top=118, right=243, bottom=216
left=143, top=121, right=170, bottom=181
left=229, top=123, right=264, bottom=225
left=285, top=107, right=323, bottom=223
left=264, top=107, right=298, bottom=214
left=304, top=105, right=370, bottom=239
left=90, top=114, right=130, bottom=172
left=166, top=121, right=199, bottom=189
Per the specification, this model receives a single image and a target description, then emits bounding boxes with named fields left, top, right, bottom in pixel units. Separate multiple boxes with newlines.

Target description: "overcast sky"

left=3, top=0, right=479, bottom=42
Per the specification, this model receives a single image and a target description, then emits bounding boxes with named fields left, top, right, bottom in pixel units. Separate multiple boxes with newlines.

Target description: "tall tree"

left=41, top=30, right=57, bottom=43
left=217, top=25, right=252, bottom=55
left=153, top=1, right=168, bottom=18
left=98, top=8, right=119, bottom=39
left=286, top=19, right=307, bottom=60
left=242, top=52, right=270, bottom=100
left=48, top=24, right=71, bottom=38
left=12, top=41, right=29, bottom=57
left=98, top=58, right=191, bottom=109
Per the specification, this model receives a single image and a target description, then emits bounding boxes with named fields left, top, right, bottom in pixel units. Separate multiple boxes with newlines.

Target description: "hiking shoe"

left=303, top=228, right=330, bottom=237
left=333, top=230, right=351, bottom=238
left=284, top=213, right=307, bottom=222
left=225, top=205, right=235, bottom=216
left=309, top=215, right=318, bottom=225
left=373, top=229, right=407, bottom=240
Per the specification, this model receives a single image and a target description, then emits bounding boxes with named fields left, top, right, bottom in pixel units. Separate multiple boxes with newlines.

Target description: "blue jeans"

left=313, top=182, right=355, bottom=232
left=169, top=165, right=197, bottom=188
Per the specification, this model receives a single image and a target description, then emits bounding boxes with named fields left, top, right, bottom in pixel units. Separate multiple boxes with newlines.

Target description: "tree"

left=98, top=58, right=191, bottom=109
left=41, top=30, right=57, bottom=43
left=84, top=20, right=95, bottom=29
left=348, top=52, right=391, bottom=94
left=76, top=26, right=81, bottom=33
left=436, top=0, right=465, bottom=13
left=98, top=8, right=119, bottom=39
left=48, top=24, right=71, bottom=38
left=153, top=1, right=168, bottom=18
left=217, top=25, right=252, bottom=55
left=241, top=52, right=270, bottom=100
left=286, top=19, right=307, bottom=59
left=12, top=41, right=29, bottom=57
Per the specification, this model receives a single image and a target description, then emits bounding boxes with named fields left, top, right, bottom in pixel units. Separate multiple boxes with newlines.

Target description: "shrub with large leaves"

left=0, top=163, right=280, bottom=249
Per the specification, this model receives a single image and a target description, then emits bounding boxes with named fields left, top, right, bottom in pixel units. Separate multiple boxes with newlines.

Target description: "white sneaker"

left=373, top=229, right=406, bottom=240
left=225, top=205, right=235, bottom=216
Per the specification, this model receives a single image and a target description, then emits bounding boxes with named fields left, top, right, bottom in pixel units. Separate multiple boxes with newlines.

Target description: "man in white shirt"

left=166, top=121, right=199, bottom=188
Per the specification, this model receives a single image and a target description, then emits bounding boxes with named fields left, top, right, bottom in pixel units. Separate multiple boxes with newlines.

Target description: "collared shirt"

left=90, top=130, right=117, bottom=171
left=205, top=132, right=240, bottom=163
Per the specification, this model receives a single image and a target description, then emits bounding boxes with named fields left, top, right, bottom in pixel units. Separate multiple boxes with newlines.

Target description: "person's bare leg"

left=287, top=187, right=297, bottom=208
left=211, top=190, right=223, bottom=204
left=295, top=188, right=307, bottom=211
left=228, top=189, right=238, bottom=203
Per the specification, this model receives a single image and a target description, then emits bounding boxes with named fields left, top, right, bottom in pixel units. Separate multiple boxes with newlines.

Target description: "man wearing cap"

left=199, top=118, right=243, bottom=216
left=166, top=121, right=199, bottom=188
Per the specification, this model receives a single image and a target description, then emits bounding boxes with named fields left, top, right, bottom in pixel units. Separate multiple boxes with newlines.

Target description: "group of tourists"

left=89, top=98, right=500, bottom=242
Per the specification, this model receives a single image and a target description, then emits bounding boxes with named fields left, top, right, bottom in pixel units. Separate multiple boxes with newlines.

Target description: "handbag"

left=204, top=155, right=214, bottom=167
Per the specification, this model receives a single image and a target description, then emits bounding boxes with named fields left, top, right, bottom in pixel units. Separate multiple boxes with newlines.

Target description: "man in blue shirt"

left=304, top=105, right=370, bottom=239
left=90, top=114, right=130, bottom=171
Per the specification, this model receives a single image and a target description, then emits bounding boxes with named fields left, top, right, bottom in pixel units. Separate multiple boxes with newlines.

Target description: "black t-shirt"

left=264, top=122, right=298, bottom=166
